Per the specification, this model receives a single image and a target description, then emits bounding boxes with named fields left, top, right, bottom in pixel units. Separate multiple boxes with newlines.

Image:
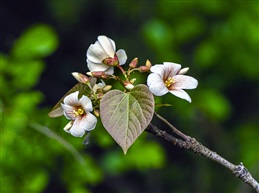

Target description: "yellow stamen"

left=165, top=77, right=175, bottom=87
left=73, top=108, right=85, bottom=116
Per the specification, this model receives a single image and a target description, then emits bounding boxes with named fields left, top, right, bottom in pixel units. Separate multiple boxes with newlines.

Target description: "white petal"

left=172, top=75, right=198, bottom=89
left=150, top=64, right=165, bottom=77
left=87, top=43, right=109, bottom=63
left=147, top=73, right=168, bottom=96
left=97, top=36, right=115, bottom=57
left=79, top=95, right=93, bottom=112
left=61, top=103, right=76, bottom=120
left=68, top=119, right=86, bottom=137
left=163, top=62, right=181, bottom=77
left=87, top=59, right=111, bottom=72
left=104, top=66, right=114, bottom=74
left=69, top=113, right=97, bottom=137
left=116, top=49, right=127, bottom=65
left=63, top=91, right=80, bottom=106
left=82, top=113, right=97, bottom=131
left=169, top=89, right=192, bottom=103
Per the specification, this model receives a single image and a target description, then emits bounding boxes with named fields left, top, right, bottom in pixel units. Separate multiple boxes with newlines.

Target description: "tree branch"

left=146, top=119, right=259, bottom=192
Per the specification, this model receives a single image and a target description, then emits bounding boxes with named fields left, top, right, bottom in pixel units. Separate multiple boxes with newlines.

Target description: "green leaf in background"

left=11, top=24, right=58, bottom=59
left=100, top=84, right=154, bottom=154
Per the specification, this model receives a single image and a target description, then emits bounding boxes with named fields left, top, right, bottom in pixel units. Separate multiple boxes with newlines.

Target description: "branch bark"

left=145, top=113, right=259, bottom=192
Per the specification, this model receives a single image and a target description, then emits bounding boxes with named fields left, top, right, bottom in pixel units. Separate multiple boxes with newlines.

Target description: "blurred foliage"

left=1, top=1, right=258, bottom=193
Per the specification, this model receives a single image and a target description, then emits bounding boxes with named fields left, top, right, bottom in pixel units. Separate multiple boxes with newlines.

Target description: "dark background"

left=1, top=1, right=258, bottom=193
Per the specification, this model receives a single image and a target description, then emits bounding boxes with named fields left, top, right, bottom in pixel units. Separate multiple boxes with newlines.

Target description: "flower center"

left=73, top=107, right=85, bottom=117
left=165, top=77, right=175, bottom=87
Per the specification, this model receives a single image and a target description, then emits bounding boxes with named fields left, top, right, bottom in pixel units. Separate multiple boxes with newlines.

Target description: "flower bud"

left=145, top=59, right=152, bottom=68
left=93, top=109, right=100, bottom=117
left=178, top=67, right=189, bottom=75
left=124, top=81, right=134, bottom=90
left=139, top=66, right=150, bottom=72
left=103, top=85, right=112, bottom=92
left=72, top=72, right=90, bottom=84
left=87, top=71, right=105, bottom=78
left=130, top=78, right=136, bottom=84
left=63, top=121, right=73, bottom=132
left=129, top=58, right=138, bottom=68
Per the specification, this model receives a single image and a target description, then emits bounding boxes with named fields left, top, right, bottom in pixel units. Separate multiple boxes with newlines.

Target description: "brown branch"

left=146, top=122, right=259, bottom=192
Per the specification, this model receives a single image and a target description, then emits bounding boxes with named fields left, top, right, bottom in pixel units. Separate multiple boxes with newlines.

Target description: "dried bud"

left=72, top=72, right=90, bottom=84
left=145, top=59, right=152, bottom=68
left=178, top=67, right=189, bottom=75
left=139, top=66, right=150, bottom=72
left=129, top=58, right=138, bottom=68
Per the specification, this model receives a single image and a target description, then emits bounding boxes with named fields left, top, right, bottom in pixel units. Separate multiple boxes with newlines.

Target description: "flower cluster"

left=51, top=35, right=198, bottom=138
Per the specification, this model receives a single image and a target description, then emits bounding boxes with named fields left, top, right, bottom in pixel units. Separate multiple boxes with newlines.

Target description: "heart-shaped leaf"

left=100, top=84, right=154, bottom=154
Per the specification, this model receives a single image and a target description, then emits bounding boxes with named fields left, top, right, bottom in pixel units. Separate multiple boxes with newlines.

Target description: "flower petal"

left=63, top=91, right=80, bottom=106
left=87, top=59, right=111, bottom=72
left=97, top=35, right=115, bottom=57
left=163, top=62, right=181, bottom=77
left=150, top=64, right=165, bottom=77
left=116, top=49, right=127, bottom=65
left=87, top=42, right=109, bottom=63
left=61, top=103, right=76, bottom=120
left=69, top=113, right=97, bottom=137
left=169, top=89, right=192, bottom=103
left=147, top=73, right=168, bottom=96
left=172, top=75, right=198, bottom=89
left=79, top=95, right=93, bottom=112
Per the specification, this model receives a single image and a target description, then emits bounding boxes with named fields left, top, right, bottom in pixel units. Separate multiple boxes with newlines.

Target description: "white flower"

left=61, top=91, right=97, bottom=137
left=147, top=62, right=198, bottom=103
left=86, top=35, right=127, bottom=74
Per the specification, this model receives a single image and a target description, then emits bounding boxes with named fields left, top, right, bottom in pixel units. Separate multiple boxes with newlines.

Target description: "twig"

left=146, top=120, right=259, bottom=192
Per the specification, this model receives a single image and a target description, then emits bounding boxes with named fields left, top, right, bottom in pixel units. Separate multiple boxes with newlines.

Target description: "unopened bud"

left=130, top=78, right=136, bottom=84
left=63, top=121, right=73, bottom=133
left=145, top=59, right=152, bottom=68
left=87, top=71, right=105, bottom=78
left=124, top=81, right=134, bottom=90
left=93, top=109, right=100, bottom=117
left=103, top=85, right=112, bottom=92
left=139, top=66, right=150, bottom=72
left=178, top=67, right=189, bottom=75
left=72, top=72, right=90, bottom=84
left=129, top=58, right=138, bottom=68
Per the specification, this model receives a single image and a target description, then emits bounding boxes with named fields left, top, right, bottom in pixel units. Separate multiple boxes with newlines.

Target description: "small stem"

left=154, top=112, right=190, bottom=141
left=117, top=65, right=128, bottom=81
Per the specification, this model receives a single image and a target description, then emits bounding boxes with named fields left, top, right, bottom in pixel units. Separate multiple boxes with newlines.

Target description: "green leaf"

left=100, top=84, right=154, bottom=154
left=11, top=24, right=59, bottom=59
left=48, top=82, right=93, bottom=118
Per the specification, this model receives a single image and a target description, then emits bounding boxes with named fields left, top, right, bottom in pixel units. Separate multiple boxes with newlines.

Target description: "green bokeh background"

left=1, top=1, right=258, bottom=193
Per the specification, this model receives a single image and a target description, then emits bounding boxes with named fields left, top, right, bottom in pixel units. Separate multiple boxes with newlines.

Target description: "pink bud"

left=129, top=58, right=138, bottom=68
left=72, top=72, right=90, bottom=84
